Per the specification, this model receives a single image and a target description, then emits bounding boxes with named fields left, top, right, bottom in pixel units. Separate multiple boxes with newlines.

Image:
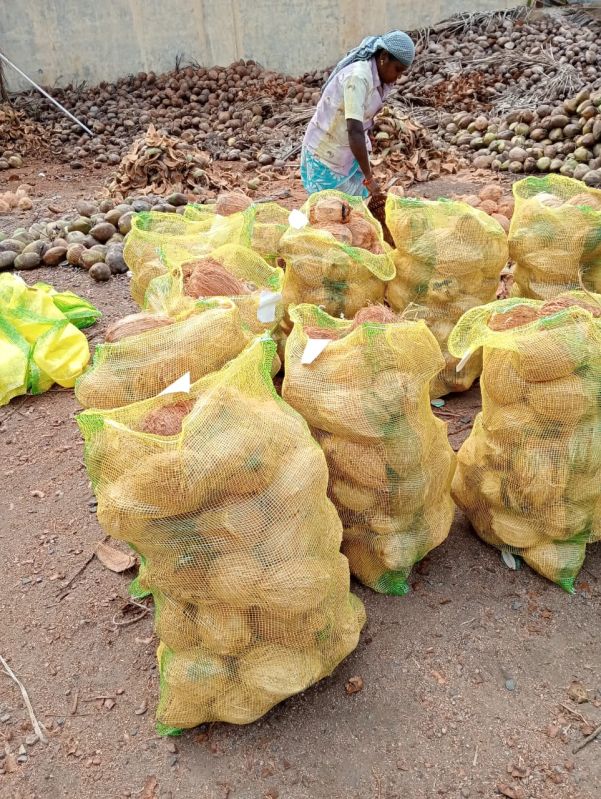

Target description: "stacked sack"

left=509, top=175, right=601, bottom=300
left=0, top=274, right=96, bottom=406
left=78, top=339, right=365, bottom=731
left=75, top=299, right=250, bottom=409
left=156, top=243, right=284, bottom=335
left=384, top=195, right=508, bottom=398
left=123, top=211, right=238, bottom=306
left=185, top=194, right=289, bottom=268
left=282, top=304, right=456, bottom=595
left=278, top=191, right=396, bottom=326
left=449, top=291, right=601, bottom=591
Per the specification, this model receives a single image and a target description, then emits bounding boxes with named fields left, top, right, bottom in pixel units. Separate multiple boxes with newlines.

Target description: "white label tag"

left=257, top=291, right=281, bottom=323
left=288, top=209, right=309, bottom=229
left=301, top=339, right=331, bottom=365
left=159, top=372, right=191, bottom=396
left=455, top=349, right=473, bottom=373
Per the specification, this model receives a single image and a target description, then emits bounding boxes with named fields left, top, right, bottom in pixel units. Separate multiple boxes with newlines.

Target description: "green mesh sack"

left=77, top=338, right=365, bottom=732
left=448, top=290, right=601, bottom=592
left=147, top=243, right=284, bottom=335
left=509, top=175, right=601, bottom=300
left=75, top=298, right=250, bottom=409
left=282, top=304, right=456, bottom=595
left=124, top=211, right=246, bottom=306
left=278, top=191, right=395, bottom=326
left=385, top=195, right=508, bottom=398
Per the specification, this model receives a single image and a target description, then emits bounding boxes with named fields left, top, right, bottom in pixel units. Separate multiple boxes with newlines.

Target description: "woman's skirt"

left=300, top=148, right=368, bottom=198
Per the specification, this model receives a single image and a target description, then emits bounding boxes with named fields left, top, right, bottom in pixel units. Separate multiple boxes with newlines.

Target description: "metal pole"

left=0, top=51, right=94, bottom=137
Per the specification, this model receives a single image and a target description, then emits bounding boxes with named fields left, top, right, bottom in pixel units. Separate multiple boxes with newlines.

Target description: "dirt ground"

left=1, top=162, right=600, bottom=799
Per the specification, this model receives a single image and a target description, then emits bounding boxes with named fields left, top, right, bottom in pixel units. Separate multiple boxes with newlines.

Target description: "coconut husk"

left=139, top=400, right=195, bottom=436
left=487, top=305, right=539, bottom=331
left=105, top=312, right=174, bottom=343
left=303, top=326, right=342, bottom=340
left=351, top=304, right=398, bottom=328
left=540, top=295, right=601, bottom=318
left=183, top=258, right=253, bottom=298
left=347, top=212, right=376, bottom=250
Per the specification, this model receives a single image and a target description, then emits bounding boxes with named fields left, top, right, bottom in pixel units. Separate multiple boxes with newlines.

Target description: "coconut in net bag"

left=149, top=242, right=284, bottom=335
left=282, top=304, right=456, bottom=596
left=278, top=191, right=395, bottom=328
left=385, top=195, right=508, bottom=398
left=77, top=337, right=365, bottom=731
left=449, top=291, right=601, bottom=591
left=75, top=298, right=251, bottom=410
left=124, top=211, right=246, bottom=307
left=509, top=175, right=601, bottom=301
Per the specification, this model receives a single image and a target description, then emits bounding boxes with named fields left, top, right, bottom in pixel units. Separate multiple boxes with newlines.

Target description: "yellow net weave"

left=384, top=195, right=508, bottom=398
left=282, top=304, right=456, bottom=595
left=449, top=291, right=601, bottom=591
left=509, top=175, right=601, bottom=300
left=77, top=338, right=365, bottom=731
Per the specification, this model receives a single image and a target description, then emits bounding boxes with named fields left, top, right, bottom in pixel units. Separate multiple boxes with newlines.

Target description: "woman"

left=301, top=31, right=415, bottom=199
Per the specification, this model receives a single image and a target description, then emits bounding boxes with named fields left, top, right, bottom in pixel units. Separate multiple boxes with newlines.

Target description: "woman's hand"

left=364, top=175, right=384, bottom=198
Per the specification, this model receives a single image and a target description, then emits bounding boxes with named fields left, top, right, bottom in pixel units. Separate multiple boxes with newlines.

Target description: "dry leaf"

left=345, top=676, right=364, bottom=695
left=95, top=541, right=135, bottom=573
left=141, top=776, right=158, bottom=799
left=568, top=681, right=589, bottom=705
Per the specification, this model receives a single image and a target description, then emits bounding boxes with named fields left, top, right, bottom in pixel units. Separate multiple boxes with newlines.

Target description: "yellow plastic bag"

left=278, top=191, right=395, bottom=325
left=78, top=338, right=365, bottom=731
left=509, top=175, right=601, bottom=300
left=282, top=304, right=456, bottom=595
left=32, top=282, right=101, bottom=329
left=0, top=318, right=29, bottom=406
left=449, top=291, right=601, bottom=591
left=75, top=299, right=250, bottom=409
left=385, top=195, right=508, bottom=397
left=0, top=274, right=90, bottom=391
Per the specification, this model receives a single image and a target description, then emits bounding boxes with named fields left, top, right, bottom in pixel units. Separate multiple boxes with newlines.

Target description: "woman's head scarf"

left=323, top=30, right=415, bottom=90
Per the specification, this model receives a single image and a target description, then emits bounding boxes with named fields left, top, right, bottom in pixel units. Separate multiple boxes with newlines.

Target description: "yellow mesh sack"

left=282, top=304, right=456, bottom=595
left=149, top=243, right=284, bottom=335
left=385, top=195, right=508, bottom=398
left=185, top=202, right=289, bottom=267
left=278, top=191, right=395, bottom=326
left=509, top=175, right=601, bottom=300
left=77, top=338, right=365, bottom=731
left=448, top=291, right=601, bottom=591
left=124, top=211, right=247, bottom=306
left=75, top=299, right=250, bottom=409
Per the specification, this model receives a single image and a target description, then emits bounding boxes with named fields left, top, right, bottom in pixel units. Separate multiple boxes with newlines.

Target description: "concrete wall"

left=2, top=0, right=521, bottom=90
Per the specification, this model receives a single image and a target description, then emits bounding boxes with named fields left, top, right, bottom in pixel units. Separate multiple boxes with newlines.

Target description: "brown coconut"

left=347, top=212, right=376, bottom=249
left=139, top=400, right=195, bottom=436
left=488, top=305, right=540, bottom=331
left=311, top=197, right=351, bottom=224
left=105, top=312, right=174, bottom=343
left=540, top=295, right=601, bottom=318
left=312, top=222, right=353, bottom=244
left=215, top=191, right=253, bottom=216
left=351, top=304, right=398, bottom=327
left=183, top=257, right=252, bottom=298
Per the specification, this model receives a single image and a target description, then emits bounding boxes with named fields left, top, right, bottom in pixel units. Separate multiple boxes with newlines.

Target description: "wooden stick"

left=0, top=655, right=47, bottom=743
left=573, top=723, right=601, bottom=754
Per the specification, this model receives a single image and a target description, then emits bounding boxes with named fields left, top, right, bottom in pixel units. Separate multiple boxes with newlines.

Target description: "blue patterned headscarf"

left=324, top=30, right=415, bottom=90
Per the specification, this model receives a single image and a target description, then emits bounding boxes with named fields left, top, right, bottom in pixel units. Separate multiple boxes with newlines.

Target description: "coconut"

left=312, top=222, right=353, bottom=244
left=139, top=400, right=194, bottom=435
left=239, top=644, right=323, bottom=702
left=105, top=311, right=174, bottom=342
left=311, top=197, right=351, bottom=224
left=351, top=304, right=398, bottom=327
left=347, top=212, right=376, bottom=249
left=184, top=257, right=252, bottom=298
left=487, top=304, right=539, bottom=331
left=215, top=191, right=252, bottom=215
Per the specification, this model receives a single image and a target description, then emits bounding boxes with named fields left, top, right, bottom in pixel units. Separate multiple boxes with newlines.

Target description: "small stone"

left=18, top=745, right=26, bottom=756
left=1, top=713, right=11, bottom=723
left=505, top=678, right=516, bottom=691
left=169, top=756, right=178, bottom=767
left=25, top=735, right=38, bottom=746
left=165, top=740, right=177, bottom=754
left=17, top=755, right=28, bottom=764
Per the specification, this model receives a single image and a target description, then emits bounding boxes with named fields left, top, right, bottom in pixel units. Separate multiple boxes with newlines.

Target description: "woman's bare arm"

left=346, top=119, right=382, bottom=196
